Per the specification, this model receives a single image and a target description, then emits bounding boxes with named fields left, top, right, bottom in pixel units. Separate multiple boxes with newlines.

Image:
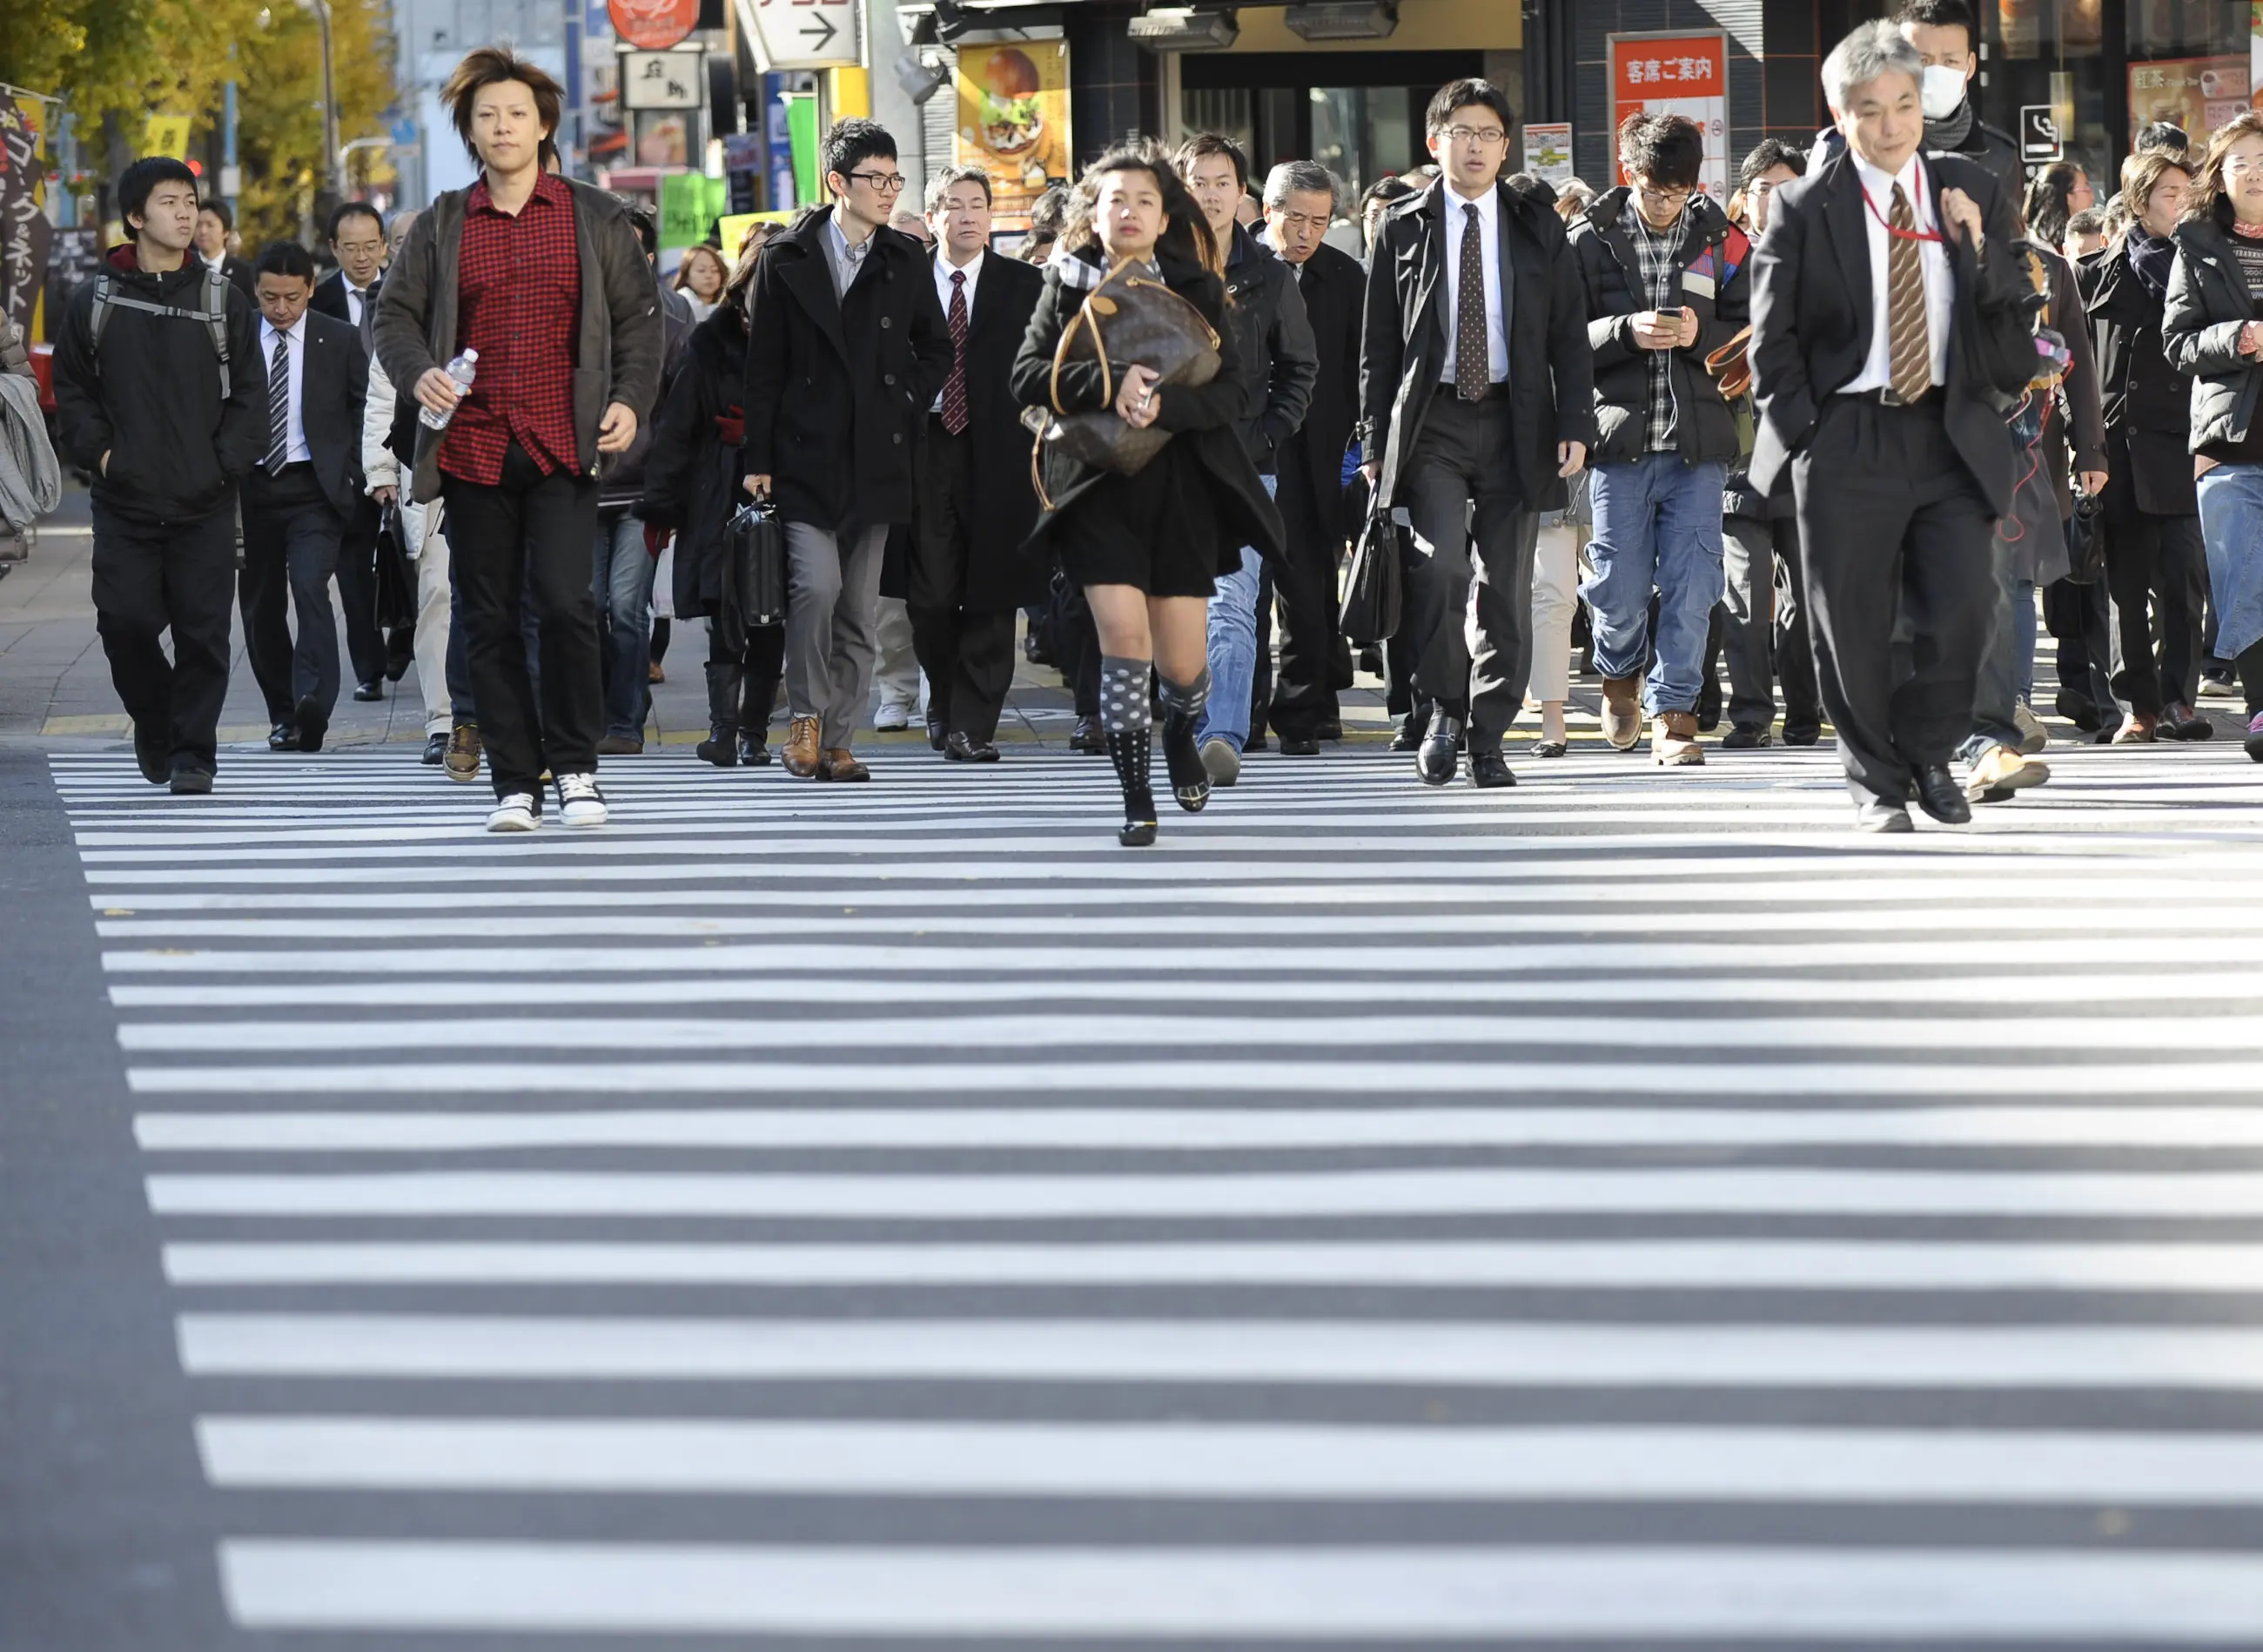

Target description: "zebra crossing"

left=49, top=737, right=2263, bottom=1645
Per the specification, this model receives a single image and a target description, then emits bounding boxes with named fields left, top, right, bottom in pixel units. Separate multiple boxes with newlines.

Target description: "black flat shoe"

left=1071, top=716, right=1104, bottom=754
left=294, top=695, right=328, bottom=753
left=737, top=733, right=771, bottom=766
left=353, top=681, right=384, bottom=702
left=1278, top=735, right=1320, bottom=756
left=944, top=732, right=1000, bottom=762
left=133, top=722, right=170, bottom=784
left=169, top=765, right=213, bottom=796
left=268, top=721, right=297, bottom=751
left=1387, top=723, right=1421, bottom=753
left=1721, top=724, right=1771, bottom=749
left=1161, top=713, right=1210, bottom=812
left=1783, top=723, right=1822, bottom=747
left=1467, top=747, right=1515, bottom=788
left=1910, top=763, right=1971, bottom=825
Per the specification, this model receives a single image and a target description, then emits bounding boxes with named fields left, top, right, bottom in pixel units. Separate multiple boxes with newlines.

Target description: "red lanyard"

left=1858, top=158, right=1946, bottom=244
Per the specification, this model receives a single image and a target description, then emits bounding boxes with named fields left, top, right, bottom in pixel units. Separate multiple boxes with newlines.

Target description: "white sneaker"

left=487, top=792, right=541, bottom=832
left=554, top=772, right=609, bottom=828
left=873, top=701, right=912, bottom=732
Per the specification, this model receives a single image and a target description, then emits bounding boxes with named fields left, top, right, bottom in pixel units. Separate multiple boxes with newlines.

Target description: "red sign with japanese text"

left=1607, top=32, right=1730, bottom=202
left=608, top=0, right=698, bottom=50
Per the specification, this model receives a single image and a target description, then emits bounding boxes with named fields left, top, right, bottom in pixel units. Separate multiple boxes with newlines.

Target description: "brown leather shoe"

left=782, top=715, right=823, bottom=777
left=819, top=747, right=870, bottom=782
left=2109, top=712, right=2158, bottom=745
left=1652, top=709, right=1704, bottom=766
left=1601, top=675, right=1642, bottom=750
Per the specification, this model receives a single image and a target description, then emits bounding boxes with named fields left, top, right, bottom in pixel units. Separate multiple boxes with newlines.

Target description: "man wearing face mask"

left=1894, top=0, right=2023, bottom=206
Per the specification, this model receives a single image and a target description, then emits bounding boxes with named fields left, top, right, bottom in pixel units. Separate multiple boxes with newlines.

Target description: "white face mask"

left=1920, top=64, right=1968, bottom=120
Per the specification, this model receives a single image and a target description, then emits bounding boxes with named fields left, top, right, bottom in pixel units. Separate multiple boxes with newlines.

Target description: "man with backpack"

left=51, top=158, right=265, bottom=793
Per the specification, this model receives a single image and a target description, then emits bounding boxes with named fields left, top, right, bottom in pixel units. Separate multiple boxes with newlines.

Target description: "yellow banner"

left=142, top=113, right=194, bottom=158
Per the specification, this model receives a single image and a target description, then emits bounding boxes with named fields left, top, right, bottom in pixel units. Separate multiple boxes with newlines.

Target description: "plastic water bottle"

left=418, top=348, right=478, bottom=431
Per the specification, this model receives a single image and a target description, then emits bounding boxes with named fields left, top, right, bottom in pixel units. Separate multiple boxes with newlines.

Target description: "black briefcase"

left=720, top=501, right=786, bottom=655
left=373, top=501, right=418, bottom=632
left=1338, top=495, right=1401, bottom=649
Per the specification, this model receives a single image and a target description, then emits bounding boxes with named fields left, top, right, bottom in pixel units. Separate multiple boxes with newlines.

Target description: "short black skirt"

left=1051, top=437, right=1228, bottom=599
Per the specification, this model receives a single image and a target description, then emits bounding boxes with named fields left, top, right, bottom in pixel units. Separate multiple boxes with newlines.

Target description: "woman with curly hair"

left=1011, top=143, right=1282, bottom=844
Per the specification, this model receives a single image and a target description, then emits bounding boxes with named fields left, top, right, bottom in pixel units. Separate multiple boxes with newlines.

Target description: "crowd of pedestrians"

left=40, top=7, right=2263, bottom=840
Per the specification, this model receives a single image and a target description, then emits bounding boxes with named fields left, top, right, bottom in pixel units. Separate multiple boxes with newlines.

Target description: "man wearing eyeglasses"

left=742, top=118, right=954, bottom=782
left=1568, top=112, right=1751, bottom=768
left=1360, top=77, right=1595, bottom=789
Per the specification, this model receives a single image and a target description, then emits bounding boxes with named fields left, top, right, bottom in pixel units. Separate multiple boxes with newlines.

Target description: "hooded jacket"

left=51, top=249, right=266, bottom=523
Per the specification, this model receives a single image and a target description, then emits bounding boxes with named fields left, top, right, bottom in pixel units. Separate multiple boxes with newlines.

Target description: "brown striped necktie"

left=1886, top=184, right=1931, bottom=405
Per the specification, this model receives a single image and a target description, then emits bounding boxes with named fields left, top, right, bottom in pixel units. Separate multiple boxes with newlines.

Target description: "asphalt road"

left=8, top=730, right=2263, bottom=1649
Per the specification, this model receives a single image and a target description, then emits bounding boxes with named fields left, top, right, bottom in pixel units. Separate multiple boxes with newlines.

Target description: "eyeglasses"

left=2226, top=154, right=2263, bottom=176
left=1440, top=125, right=1506, bottom=146
left=1636, top=184, right=1694, bottom=208
left=847, top=171, right=908, bottom=192
left=1747, top=179, right=1780, bottom=197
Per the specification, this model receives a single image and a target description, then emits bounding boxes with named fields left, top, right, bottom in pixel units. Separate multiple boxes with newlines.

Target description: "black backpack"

left=88, top=264, right=234, bottom=399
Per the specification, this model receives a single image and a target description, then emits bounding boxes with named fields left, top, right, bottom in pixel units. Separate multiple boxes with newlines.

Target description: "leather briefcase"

left=721, top=500, right=786, bottom=655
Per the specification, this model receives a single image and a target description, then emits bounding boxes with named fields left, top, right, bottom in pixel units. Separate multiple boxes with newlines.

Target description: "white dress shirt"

left=1438, top=182, right=1508, bottom=386
left=340, top=279, right=377, bottom=331
left=930, top=247, right=984, bottom=413
left=260, top=314, right=312, bottom=466
left=1843, top=150, right=1953, bottom=395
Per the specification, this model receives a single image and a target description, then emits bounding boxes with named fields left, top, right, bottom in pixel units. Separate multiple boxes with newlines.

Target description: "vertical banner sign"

left=953, top=41, right=1071, bottom=229
left=1606, top=32, right=1729, bottom=203
left=0, top=100, right=51, bottom=342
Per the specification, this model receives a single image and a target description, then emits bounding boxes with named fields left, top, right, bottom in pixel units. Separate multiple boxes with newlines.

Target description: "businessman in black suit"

left=238, top=239, right=369, bottom=752
left=1749, top=20, right=2022, bottom=832
left=1264, top=158, right=1365, bottom=750
left=906, top=165, right=1047, bottom=761
left=1359, top=77, right=1596, bottom=789
left=194, top=200, right=256, bottom=298
left=308, top=199, right=400, bottom=694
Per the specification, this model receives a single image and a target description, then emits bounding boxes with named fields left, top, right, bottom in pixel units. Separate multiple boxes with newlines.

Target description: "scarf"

left=1924, top=97, right=1975, bottom=155
left=1045, top=243, right=1162, bottom=291
left=2126, top=229, right=2176, bottom=301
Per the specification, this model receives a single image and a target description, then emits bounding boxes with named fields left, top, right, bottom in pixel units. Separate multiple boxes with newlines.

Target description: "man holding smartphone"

left=1568, top=111, right=1750, bottom=766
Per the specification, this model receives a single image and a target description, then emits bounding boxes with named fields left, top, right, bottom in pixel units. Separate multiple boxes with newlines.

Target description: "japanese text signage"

left=621, top=49, right=705, bottom=110
left=0, top=101, right=50, bottom=341
left=608, top=0, right=697, bottom=50
left=1606, top=31, right=1729, bottom=203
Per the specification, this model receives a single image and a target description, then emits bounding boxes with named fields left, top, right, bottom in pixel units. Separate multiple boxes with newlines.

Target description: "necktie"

left=1886, top=184, right=1931, bottom=406
left=355, top=285, right=376, bottom=349
left=264, top=332, right=290, bottom=477
left=1455, top=203, right=1487, bottom=401
left=942, top=270, right=970, bottom=435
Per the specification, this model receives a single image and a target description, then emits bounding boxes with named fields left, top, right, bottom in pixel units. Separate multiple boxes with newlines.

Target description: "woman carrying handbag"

left=1011, top=143, right=1284, bottom=845
left=642, top=241, right=786, bottom=767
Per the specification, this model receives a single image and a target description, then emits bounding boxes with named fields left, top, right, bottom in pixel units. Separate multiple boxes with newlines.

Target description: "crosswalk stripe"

left=213, top=1541, right=2263, bottom=1638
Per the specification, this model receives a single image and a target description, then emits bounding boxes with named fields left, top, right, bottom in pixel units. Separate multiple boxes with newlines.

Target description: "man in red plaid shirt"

left=375, top=47, right=663, bottom=833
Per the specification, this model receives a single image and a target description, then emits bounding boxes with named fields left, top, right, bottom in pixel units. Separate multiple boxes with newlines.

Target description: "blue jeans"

left=1198, top=473, right=1275, bottom=751
left=2197, top=462, right=2263, bottom=668
left=1580, top=453, right=1727, bottom=716
left=592, top=512, right=654, bottom=740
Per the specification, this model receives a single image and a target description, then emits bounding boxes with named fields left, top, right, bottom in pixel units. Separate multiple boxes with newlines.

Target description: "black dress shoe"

left=738, top=732, right=772, bottom=766
left=1316, top=719, right=1343, bottom=742
left=928, top=720, right=947, bottom=752
left=944, top=731, right=1001, bottom=762
left=268, top=721, right=297, bottom=752
left=1782, top=723, right=1822, bottom=747
left=422, top=732, right=448, bottom=765
left=353, top=681, right=384, bottom=702
left=1387, top=722, right=1421, bottom=753
left=1416, top=712, right=1463, bottom=786
left=1854, top=797, right=1914, bottom=833
left=1910, top=763, right=1972, bottom=825
left=295, top=695, right=328, bottom=754
left=169, top=765, right=213, bottom=796
left=1278, top=735, right=1320, bottom=756
left=1721, top=723, right=1771, bottom=749
left=1467, top=747, right=1515, bottom=789
left=1070, top=715, right=1104, bottom=754
left=132, top=722, right=170, bottom=784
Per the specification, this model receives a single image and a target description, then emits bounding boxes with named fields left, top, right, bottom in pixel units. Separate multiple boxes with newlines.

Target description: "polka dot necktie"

left=1455, top=202, right=1487, bottom=401
left=941, top=270, right=970, bottom=436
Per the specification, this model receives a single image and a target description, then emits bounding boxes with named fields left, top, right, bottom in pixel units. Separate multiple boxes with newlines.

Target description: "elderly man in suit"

left=905, top=165, right=1047, bottom=762
left=1359, top=77, right=1596, bottom=789
left=310, top=199, right=400, bottom=695
left=1748, top=19, right=2024, bottom=831
left=1262, top=158, right=1365, bottom=754
left=238, top=238, right=371, bottom=753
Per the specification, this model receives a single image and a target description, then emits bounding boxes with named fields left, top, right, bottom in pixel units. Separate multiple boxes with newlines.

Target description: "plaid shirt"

left=1628, top=200, right=1685, bottom=454
left=440, top=171, right=582, bottom=485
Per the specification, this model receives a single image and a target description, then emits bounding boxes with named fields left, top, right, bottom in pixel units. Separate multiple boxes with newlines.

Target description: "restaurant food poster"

left=953, top=41, right=1071, bottom=227
left=1607, top=32, right=1729, bottom=203
left=2128, top=55, right=2249, bottom=142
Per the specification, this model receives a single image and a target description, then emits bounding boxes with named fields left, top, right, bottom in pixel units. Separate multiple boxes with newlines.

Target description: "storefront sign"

left=2018, top=104, right=2063, bottom=160
left=607, top=0, right=697, bottom=50
left=0, top=100, right=50, bottom=342
left=1521, top=121, right=1575, bottom=188
left=952, top=41, right=1071, bottom=229
left=1606, top=31, right=1729, bottom=202
left=621, top=48, right=705, bottom=110
left=2128, top=55, right=2249, bottom=144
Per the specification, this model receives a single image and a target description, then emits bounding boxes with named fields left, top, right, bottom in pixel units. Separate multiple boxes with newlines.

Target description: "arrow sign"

left=799, top=14, right=836, bottom=48
left=742, top=0, right=861, bottom=70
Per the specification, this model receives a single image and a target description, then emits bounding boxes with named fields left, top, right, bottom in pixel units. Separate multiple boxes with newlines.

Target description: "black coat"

left=742, top=211, right=954, bottom=534
left=2080, top=239, right=2195, bottom=518
left=210, top=253, right=256, bottom=299
left=2160, top=211, right=2263, bottom=458
left=1568, top=187, right=1749, bottom=466
left=2030, top=245, right=2106, bottom=522
left=912, top=249, right=1048, bottom=611
left=1359, top=178, right=1598, bottom=514
left=1220, top=223, right=1317, bottom=472
left=51, top=259, right=266, bottom=524
left=642, top=306, right=748, bottom=621
left=1277, top=238, right=1364, bottom=547
left=1748, top=147, right=2025, bottom=516
left=309, top=269, right=379, bottom=333
left=1011, top=248, right=1284, bottom=569
left=290, top=308, right=371, bottom=520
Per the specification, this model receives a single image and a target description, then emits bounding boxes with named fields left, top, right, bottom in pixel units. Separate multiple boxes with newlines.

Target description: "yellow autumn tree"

left=232, top=0, right=396, bottom=245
